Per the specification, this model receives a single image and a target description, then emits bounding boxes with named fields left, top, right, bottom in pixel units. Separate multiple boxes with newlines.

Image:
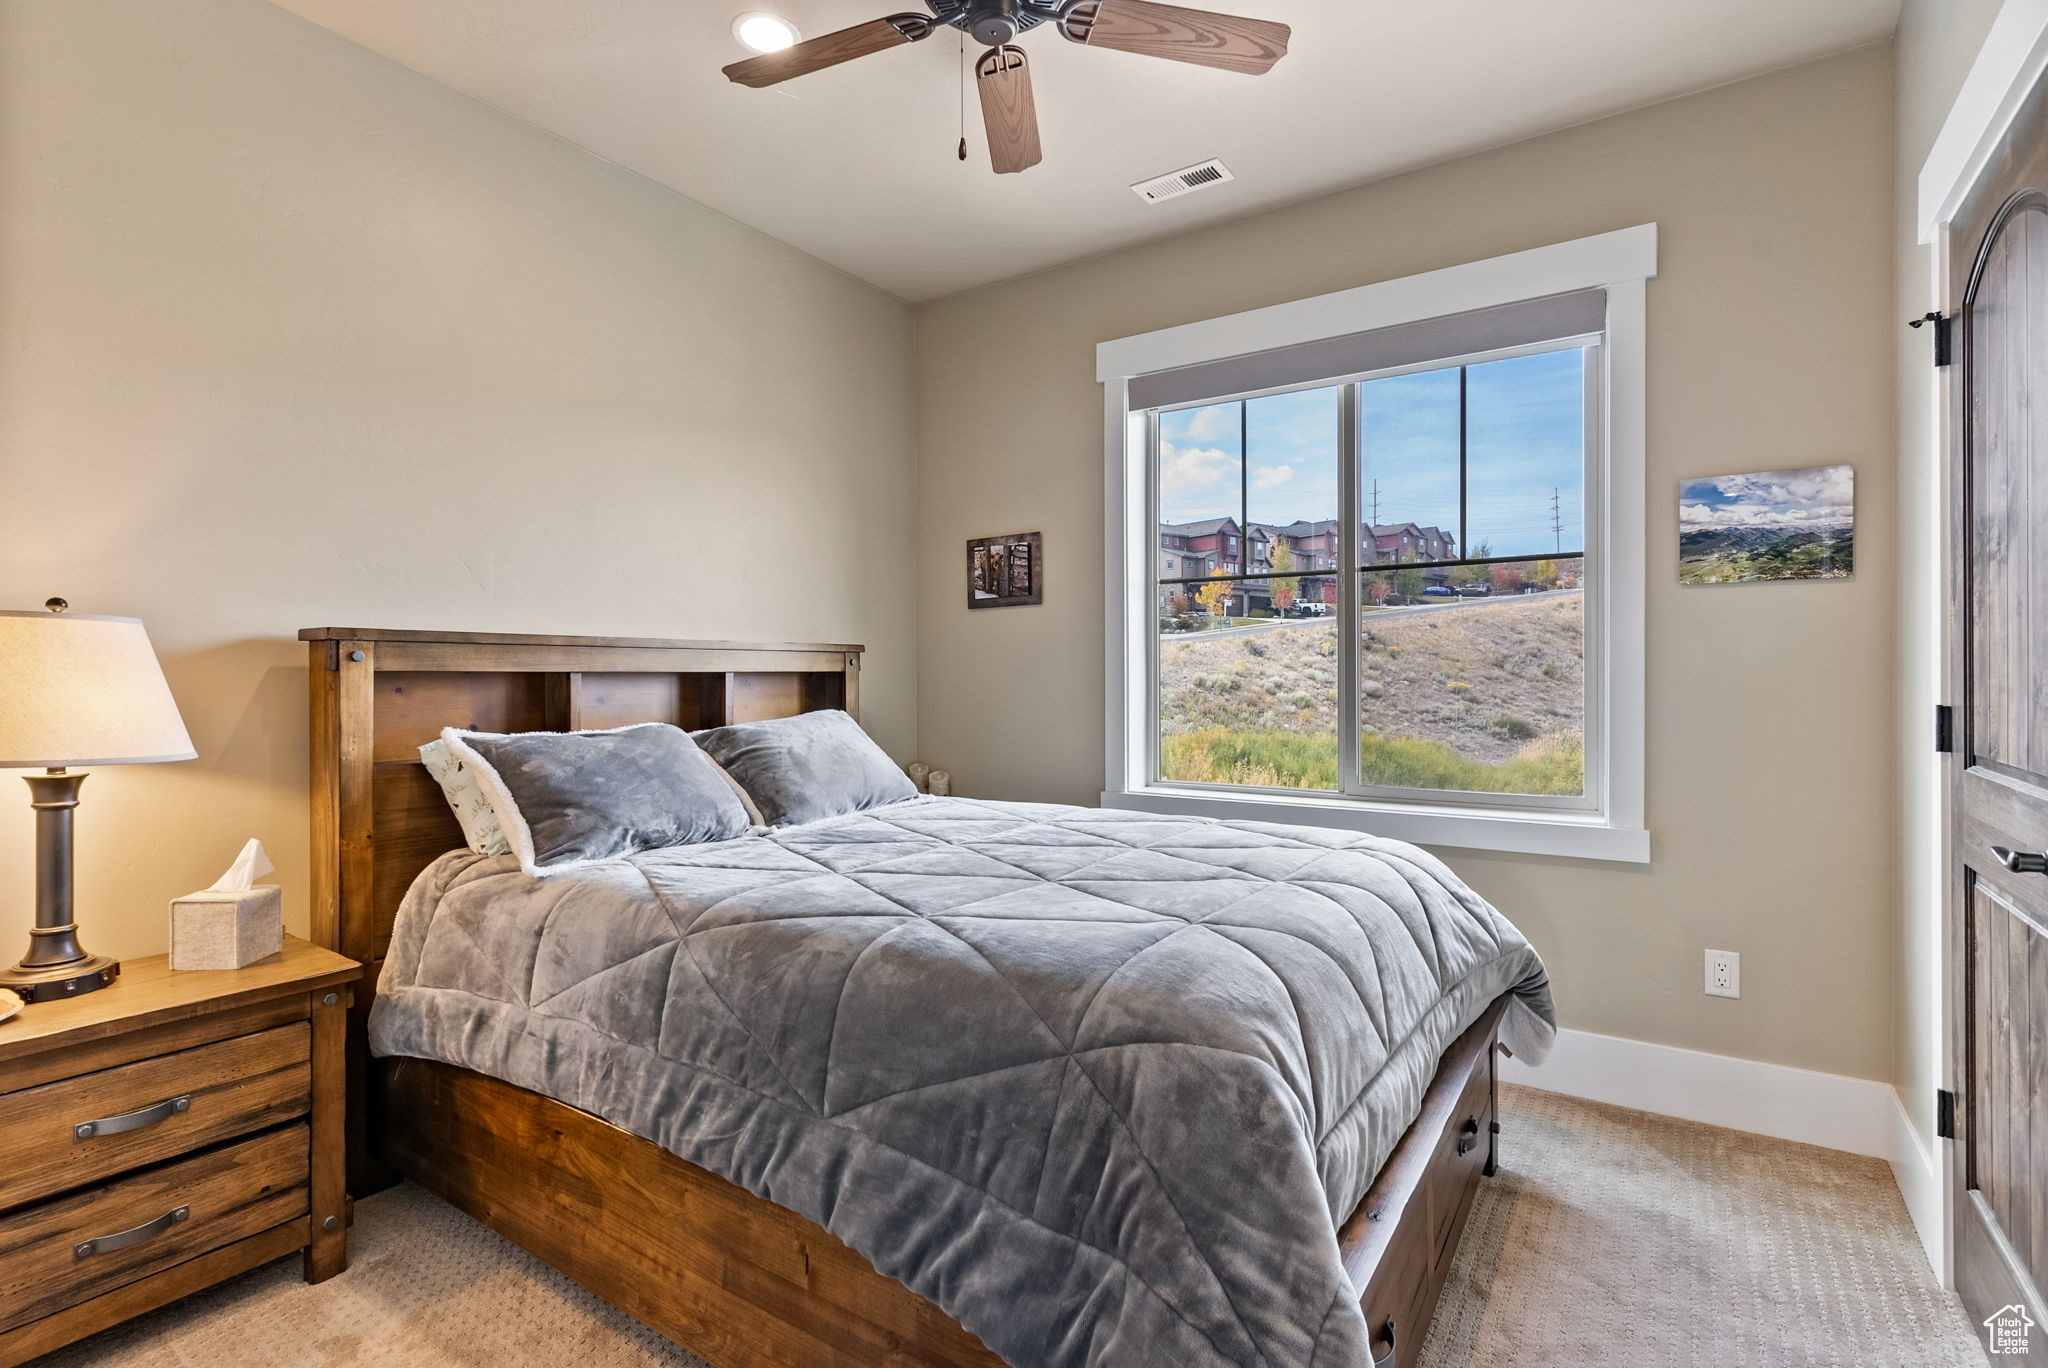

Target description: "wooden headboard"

left=301, top=627, right=861, bottom=1189
left=300, top=627, right=862, bottom=975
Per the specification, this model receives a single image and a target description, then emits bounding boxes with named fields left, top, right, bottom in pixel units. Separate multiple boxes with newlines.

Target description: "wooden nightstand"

left=0, top=936, right=360, bottom=1367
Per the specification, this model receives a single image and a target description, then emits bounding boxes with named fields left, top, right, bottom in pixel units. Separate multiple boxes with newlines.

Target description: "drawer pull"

left=1454, top=1116, right=1480, bottom=1156
left=73, top=1094, right=191, bottom=1141
left=73, top=1205, right=189, bottom=1260
left=1371, top=1317, right=1397, bottom=1368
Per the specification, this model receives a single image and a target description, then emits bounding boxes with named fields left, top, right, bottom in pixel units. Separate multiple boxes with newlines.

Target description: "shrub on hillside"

left=1357, top=730, right=1583, bottom=796
left=1159, top=729, right=1338, bottom=790
left=1159, top=727, right=1583, bottom=797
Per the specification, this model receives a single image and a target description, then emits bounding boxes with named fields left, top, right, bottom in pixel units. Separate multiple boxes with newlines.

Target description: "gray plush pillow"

left=693, top=710, right=916, bottom=828
left=442, top=723, right=751, bottom=877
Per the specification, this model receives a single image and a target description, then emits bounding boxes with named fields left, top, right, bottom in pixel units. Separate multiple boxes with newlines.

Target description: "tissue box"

left=170, top=885, right=283, bottom=971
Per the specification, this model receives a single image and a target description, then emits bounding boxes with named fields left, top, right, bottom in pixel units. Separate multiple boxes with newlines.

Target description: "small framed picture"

left=1678, top=464, right=1854, bottom=585
left=966, top=531, right=1043, bottom=609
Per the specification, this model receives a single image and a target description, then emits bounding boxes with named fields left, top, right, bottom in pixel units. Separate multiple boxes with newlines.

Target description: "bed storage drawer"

left=1340, top=1003, right=1504, bottom=1368
left=1356, top=1198, right=1430, bottom=1368
left=0, top=1124, right=309, bottom=1334
left=0, top=1023, right=311, bottom=1212
left=1426, top=1049, right=1493, bottom=1270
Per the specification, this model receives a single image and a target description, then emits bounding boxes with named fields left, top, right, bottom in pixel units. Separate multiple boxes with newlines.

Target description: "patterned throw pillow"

left=419, top=737, right=512, bottom=857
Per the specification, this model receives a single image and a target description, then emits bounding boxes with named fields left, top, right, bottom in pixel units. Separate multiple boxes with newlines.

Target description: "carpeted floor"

left=37, top=1085, right=1983, bottom=1367
left=1415, top=1086, right=1982, bottom=1368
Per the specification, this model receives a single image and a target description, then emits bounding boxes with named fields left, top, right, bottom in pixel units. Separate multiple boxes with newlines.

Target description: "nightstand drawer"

left=0, top=1123, right=308, bottom=1335
left=0, top=1023, right=311, bottom=1211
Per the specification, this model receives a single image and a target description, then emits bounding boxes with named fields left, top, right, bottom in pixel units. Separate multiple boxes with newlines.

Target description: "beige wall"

left=0, top=0, right=1925, bottom=1091
left=1892, top=0, right=2004, bottom=1148
left=0, top=0, right=916, bottom=960
left=916, top=47, right=1899, bottom=1080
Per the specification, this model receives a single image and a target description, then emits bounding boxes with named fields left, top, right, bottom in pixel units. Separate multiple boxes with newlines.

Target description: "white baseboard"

left=1889, top=1089, right=1948, bottom=1282
left=1500, top=1028, right=1947, bottom=1278
left=1500, top=1028, right=1897, bottom=1157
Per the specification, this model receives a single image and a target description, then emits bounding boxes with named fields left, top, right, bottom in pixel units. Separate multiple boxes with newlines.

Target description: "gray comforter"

left=370, top=796, right=1553, bottom=1368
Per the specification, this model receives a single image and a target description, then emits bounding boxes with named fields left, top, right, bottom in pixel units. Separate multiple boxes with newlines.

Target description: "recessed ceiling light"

left=732, top=12, right=801, bottom=54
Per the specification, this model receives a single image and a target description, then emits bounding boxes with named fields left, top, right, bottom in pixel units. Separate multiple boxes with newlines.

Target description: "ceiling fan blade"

left=722, top=17, right=914, bottom=88
left=1071, top=0, right=1289, bottom=75
left=976, top=46, right=1043, bottom=175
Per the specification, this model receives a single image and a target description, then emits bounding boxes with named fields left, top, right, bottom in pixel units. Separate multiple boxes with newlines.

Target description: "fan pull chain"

left=958, top=27, right=968, bottom=161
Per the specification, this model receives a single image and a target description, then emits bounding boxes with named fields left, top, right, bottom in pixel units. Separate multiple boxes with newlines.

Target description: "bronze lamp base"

left=0, top=770, right=121, bottom=1004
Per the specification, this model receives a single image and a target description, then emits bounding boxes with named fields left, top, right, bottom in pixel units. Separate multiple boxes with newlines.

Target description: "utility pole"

left=1367, top=479, right=1381, bottom=565
left=1550, top=487, right=1563, bottom=555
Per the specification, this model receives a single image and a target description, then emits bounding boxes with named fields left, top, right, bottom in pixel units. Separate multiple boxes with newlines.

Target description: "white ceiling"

left=271, top=0, right=1901, bottom=302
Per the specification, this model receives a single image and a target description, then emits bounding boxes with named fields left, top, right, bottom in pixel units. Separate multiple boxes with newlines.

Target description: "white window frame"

left=1099, top=225, right=1655, bottom=863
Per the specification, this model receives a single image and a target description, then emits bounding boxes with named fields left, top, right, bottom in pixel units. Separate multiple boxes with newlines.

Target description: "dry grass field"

left=1158, top=593, right=1585, bottom=793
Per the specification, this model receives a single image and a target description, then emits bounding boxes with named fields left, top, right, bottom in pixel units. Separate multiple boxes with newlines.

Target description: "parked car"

left=1456, top=583, right=1492, bottom=598
left=1421, top=585, right=1456, bottom=598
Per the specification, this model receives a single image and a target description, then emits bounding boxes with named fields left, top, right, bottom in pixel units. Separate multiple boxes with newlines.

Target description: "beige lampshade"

left=0, top=610, right=196, bottom=768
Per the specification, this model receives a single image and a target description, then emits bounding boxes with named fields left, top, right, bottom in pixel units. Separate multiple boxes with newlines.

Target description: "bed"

left=301, top=627, right=1553, bottom=1368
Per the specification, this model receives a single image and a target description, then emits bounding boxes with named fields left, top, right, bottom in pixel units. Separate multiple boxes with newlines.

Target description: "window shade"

left=1128, top=288, right=1606, bottom=412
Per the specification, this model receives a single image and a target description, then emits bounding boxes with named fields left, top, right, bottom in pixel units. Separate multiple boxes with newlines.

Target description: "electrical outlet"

left=1705, top=949, right=1740, bottom=999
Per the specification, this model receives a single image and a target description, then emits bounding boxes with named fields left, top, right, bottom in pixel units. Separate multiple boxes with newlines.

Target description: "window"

left=1103, top=227, right=1652, bottom=862
left=1354, top=345, right=1590, bottom=799
left=1157, top=387, right=1343, bottom=792
left=1153, top=343, right=1590, bottom=803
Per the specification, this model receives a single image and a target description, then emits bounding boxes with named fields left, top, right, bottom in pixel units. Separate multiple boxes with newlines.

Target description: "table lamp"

left=0, top=600, right=195, bottom=1001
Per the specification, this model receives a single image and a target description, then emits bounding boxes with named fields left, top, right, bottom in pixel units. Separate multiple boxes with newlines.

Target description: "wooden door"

left=1950, top=66, right=2048, bottom=1361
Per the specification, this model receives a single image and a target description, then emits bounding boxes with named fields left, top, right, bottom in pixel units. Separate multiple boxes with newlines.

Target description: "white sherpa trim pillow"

left=440, top=722, right=754, bottom=877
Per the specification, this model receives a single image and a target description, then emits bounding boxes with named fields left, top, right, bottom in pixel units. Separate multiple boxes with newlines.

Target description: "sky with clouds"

left=1157, top=347, right=1587, bottom=561
left=1678, top=464, right=1854, bottom=532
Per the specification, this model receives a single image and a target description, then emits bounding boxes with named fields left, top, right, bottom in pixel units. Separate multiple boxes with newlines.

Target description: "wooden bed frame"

left=302, top=626, right=1504, bottom=1368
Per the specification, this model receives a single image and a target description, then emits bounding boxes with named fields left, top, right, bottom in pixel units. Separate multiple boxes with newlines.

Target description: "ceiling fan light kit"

left=731, top=12, right=802, bottom=54
left=721, top=0, right=1290, bottom=174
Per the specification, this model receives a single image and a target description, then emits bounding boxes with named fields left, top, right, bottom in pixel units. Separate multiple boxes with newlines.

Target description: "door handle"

left=1371, top=1318, right=1397, bottom=1368
left=1991, top=846, right=2048, bottom=875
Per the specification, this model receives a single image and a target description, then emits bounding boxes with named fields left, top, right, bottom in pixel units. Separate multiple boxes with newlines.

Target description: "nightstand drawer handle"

left=73, top=1095, right=190, bottom=1141
left=73, top=1205, right=188, bottom=1260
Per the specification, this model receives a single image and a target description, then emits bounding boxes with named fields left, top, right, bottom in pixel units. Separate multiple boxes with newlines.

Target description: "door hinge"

left=1935, top=703, right=1955, bottom=754
left=1937, top=1088, right=1958, bottom=1141
left=1908, top=311, right=1953, bottom=367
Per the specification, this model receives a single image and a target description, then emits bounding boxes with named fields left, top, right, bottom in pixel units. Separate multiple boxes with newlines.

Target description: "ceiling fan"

left=722, top=0, right=1291, bottom=175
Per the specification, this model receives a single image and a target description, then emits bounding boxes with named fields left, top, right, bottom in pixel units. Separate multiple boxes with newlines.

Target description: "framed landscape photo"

left=967, top=531, right=1043, bottom=609
left=1678, top=464, right=1854, bottom=585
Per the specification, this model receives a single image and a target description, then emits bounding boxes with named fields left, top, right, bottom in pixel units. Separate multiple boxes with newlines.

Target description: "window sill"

left=1102, top=785, right=1651, bottom=864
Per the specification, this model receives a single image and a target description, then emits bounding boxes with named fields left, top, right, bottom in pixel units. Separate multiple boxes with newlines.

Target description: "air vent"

left=1131, top=158, right=1235, bottom=204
